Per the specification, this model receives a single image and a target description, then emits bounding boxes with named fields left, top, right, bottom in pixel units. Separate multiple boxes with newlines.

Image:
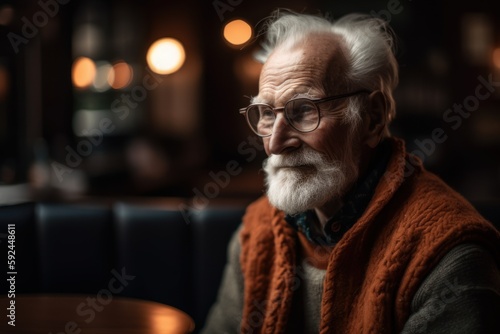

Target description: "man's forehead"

left=255, top=32, right=348, bottom=102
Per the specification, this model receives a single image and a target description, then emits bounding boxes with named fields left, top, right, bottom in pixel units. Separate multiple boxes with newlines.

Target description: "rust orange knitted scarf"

left=239, top=137, right=500, bottom=334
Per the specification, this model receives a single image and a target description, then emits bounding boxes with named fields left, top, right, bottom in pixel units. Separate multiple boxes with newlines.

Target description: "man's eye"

left=298, top=103, right=315, bottom=114
left=289, top=101, right=316, bottom=120
left=260, top=108, right=274, bottom=119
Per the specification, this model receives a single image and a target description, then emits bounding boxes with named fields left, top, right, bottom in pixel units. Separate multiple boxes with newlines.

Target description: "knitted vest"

left=239, top=138, right=500, bottom=334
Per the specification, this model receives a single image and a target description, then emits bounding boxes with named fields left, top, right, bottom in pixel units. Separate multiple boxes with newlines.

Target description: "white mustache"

left=264, top=148, right=340, bottom=174
left=266, top=149, right=323, bottom=167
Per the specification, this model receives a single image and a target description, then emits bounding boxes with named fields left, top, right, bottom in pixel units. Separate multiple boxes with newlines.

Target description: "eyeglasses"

left=239, top=90, right=371, bottom=137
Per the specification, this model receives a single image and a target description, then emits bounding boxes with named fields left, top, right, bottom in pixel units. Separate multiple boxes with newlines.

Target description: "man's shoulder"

left=389, top=166, right=500, bottom=265
left=402, top=166, right=487, bottom=224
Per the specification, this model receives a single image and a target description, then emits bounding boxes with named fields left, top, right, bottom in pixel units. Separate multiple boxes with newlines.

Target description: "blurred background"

left=0, top=0, right=499, bottom=204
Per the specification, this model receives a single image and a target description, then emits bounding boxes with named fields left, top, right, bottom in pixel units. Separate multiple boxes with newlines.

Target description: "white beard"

left=263, top=146, right=359, bottom=215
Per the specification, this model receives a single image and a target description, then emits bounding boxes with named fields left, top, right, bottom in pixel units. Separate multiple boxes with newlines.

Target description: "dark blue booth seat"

left=0, top=203, right=38, bottom=293
left=0, top=200, right=247, bottom=332
left=37, top=204, right=114, bottom=294
left=114, top=203, right=192, bottom=314
left=190, top=206, right=248, bottom=326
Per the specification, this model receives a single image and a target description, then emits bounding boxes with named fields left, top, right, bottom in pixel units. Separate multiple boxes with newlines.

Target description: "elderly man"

left=202, top=11, right=500, bottom=334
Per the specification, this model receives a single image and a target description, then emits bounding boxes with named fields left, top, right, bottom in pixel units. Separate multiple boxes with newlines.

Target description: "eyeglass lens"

left=246, top=99, right=319, bottom=136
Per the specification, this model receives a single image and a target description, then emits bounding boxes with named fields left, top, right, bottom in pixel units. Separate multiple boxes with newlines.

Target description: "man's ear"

left=362, top=91, right=387, bottom=148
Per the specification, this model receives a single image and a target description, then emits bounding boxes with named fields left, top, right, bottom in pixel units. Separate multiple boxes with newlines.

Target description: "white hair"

left=255, top=10, right=399, bottom=135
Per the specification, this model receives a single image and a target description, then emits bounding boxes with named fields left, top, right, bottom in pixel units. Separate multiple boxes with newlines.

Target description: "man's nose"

left=267, top=113, right=301, bottom=155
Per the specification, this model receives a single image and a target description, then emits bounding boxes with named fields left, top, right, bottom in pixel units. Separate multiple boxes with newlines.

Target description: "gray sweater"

left=202, top=227, right=500, bottom=333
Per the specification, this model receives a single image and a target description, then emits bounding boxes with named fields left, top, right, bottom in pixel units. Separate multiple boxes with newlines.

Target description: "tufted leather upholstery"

left=0, top=200, right=247, bottom=332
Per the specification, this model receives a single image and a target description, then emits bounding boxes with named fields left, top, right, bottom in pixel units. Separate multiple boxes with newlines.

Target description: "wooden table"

left=0, top=294, right=195, bottom=333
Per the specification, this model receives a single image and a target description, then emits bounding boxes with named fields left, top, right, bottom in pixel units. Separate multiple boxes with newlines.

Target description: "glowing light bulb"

left=109, top=61, right=133, bottom=89
left=147, top=38, right=186, bottom=75
left=223, top=19, right=252, bottom=46
left=72, top=57, right=96, bottom=89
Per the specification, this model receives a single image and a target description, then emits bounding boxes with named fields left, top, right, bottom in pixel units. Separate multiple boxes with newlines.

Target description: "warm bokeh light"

left=223, top=19, right=252, bottom=46
left=493, top=48, right=500, bottom=69
left=0, top=5, right=14, bottom=26
left=93, top=61, right=113, bottom=92
left=109, top=61, right=133, bottom=89
left=72, top=57, right=96, bottom=89
left=147, top=38, right=185, bottom=75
